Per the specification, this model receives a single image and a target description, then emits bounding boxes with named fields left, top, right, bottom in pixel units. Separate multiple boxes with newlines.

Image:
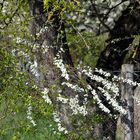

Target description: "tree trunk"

left=28, top=0, right=74, bottom=130
left=121, top=64, right=134, bottom=140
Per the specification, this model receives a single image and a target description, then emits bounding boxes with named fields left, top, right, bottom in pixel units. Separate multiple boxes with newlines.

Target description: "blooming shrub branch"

left=27, top=104, right=37, bottom=126
left=53, top=111, right=68, bottom=134
left=81, top=66, right=119, bottom=96
left=87, top=85, right=111, bottom=114
left=95, top=67, right=140, bottom=87
left=41, top=88, right=52, bottom=104
left=98, top=87, right=127, bottom=115
left=69, top=95, right=88, bottom=116
left=54, top=57, right=70, bottom=80
left=61, top=82, right=85, bottom=93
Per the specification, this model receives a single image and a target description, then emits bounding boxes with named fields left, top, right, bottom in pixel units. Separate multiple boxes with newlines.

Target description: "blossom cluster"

left=81, top=66, right=119, bottom=96
left=95, top=67, right=140, bottom=87
left=42, top=88, right=52, bottom=104
left=15, top=37, right=31, bottom=45
left=74, top=0, right=130, bottom=32
left=61, top=82, right=85, bottom=93
left=87, top=85, right=111, bottom=114
left=94, top=0, right=130, bottom=28
left=54, top=57, right=70, bottom=80
left=53, top=111, right=68, bottom=134
left=30, top=59, right=40, bottom=78
left=57, top=94, right=68, bottom=104
left=54, top=57, right=126, bottom=116
left=50, top=47, right=139, bottom=119
left=69, top=95, right=88, bottom=116
left=14, top=37, right=42, bottom=53
left=12, top=49, right=40, bottom=79
left=27, top=104, right=36, bottom=126
left=36, top=26, right=48, bottom=37
left=54, top=50, right=86, bottom=93
left=95, top=68, right=111, bottom=77
left=54, top=52, right=88, bottom=115
left=77, top=66, right=128, bottom=115
left=41, top=44, right=50, bottom=54
left=98, top=87, right=127, bottom=115
left=14, top=50, right=41, bottom=80
left=57, top=94, right=88, bottom=116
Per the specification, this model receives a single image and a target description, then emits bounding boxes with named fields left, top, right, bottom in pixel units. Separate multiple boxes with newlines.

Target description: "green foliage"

left=123, top=35, right=140, bottom=63
left=0, top=110, right=66, bottom=140
left=68, top=31, right=108, bottom=68
left=43, top=0, right=80, bottom=20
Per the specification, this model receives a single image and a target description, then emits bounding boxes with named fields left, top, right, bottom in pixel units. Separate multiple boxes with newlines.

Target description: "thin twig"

left=72, top=25, right=90, bottom=49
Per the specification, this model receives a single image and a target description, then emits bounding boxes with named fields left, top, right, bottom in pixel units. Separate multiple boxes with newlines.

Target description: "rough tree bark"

left=121, top=64, right=134, bottom=140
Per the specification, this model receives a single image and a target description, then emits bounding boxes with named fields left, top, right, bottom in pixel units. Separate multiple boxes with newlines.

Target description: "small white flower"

left=53, top=111, right=68, bottom=134
left=54, top=55, right=70, bottom=81
left=42, top=88, right=52, bottom=104
left=57, top=95, right=68, bottom=104
left=27, top=104, right=36, bottom=126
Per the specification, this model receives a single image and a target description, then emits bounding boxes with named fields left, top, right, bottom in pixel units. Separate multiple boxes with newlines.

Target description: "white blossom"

left=69, top=95, right=88, bottom=116
left=95, top=67, right=140, bottom=87
left=88, top=85, right=111, bottom=114
left=54, top=57, right=70, bottom=80
left=62, top=82, right=85, bottom=93
left=36, top=26, right=48, bottom=37
left=57, top=95, right=68, bottom=104
left=30, top=59, right=40, bottom=78
left=27, top=104, right=36, bottom=126
left=98, top=87, right=127, bottom=115
left=82, top=66, right=119, bottom=96
left=53, top=111, right=68, bottom=134
left=42, top=88, right=52, bottom=104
